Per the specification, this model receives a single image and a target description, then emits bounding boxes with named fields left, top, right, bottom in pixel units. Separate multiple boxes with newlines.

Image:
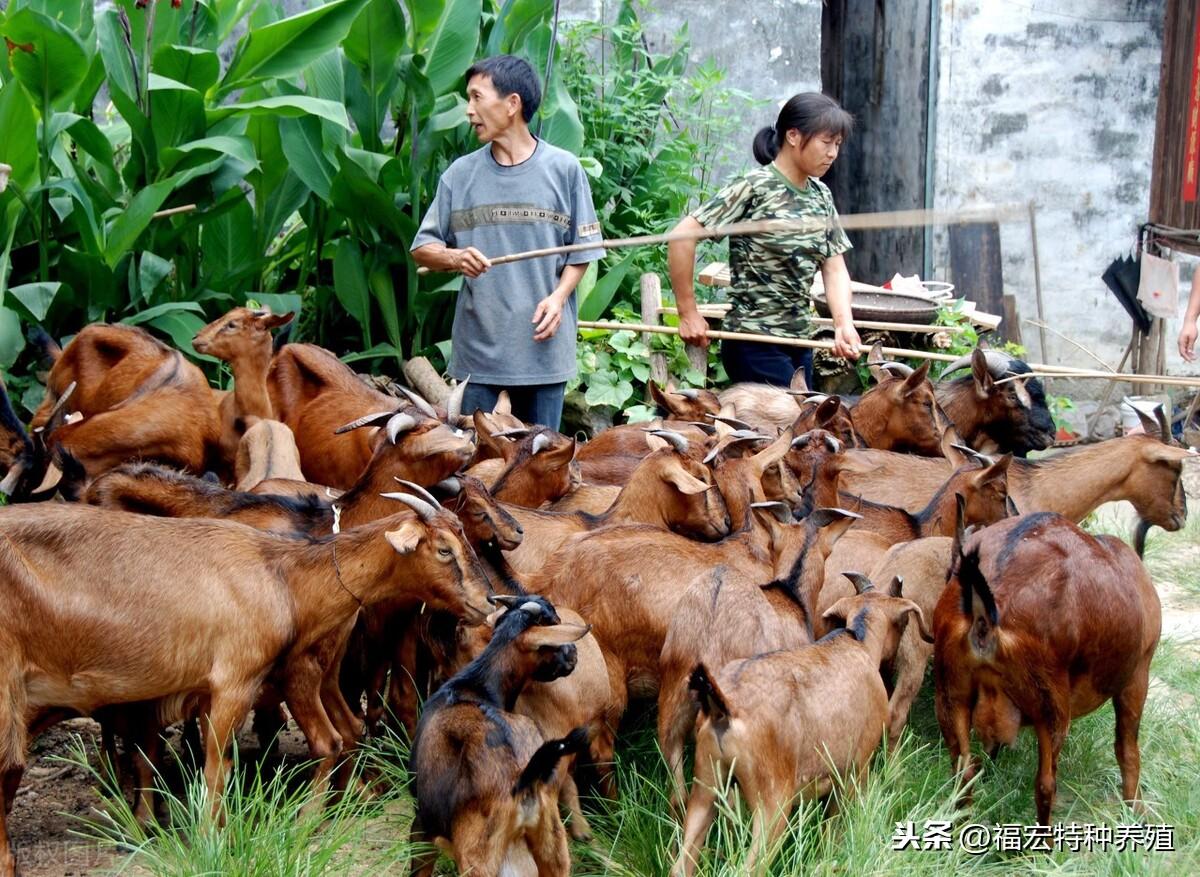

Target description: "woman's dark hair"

left=752, top=93, right=854, bottom=165
left=465, top=55, right=542, bottom=123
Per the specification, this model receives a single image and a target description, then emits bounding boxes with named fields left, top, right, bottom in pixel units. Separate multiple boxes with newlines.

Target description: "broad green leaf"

left=149, top=74, right=205, bottom=155
left=279, top=116, right=334, bottom=202
left=207, top=96, right=351, bottom=130
left=333, top=238, right=372, bottom=344
left=45, top=177, right=102, bottom=254
left=416, top=0, right=481, bottom=97
left=6, top=281, right=61, bottom=321
left=0, top=305, right=24, bottom=370
left=0, top=80, right=38, bottom=191
left=250, top=292, right=302, bottom=320
left=147, top=310, right=208, bottom=358
left=219, top=0, right=371, bottom=96
left=344, top=0, right=405, bottom=86
left=95, top=7, right=139, bottom=101
left=50, top=114, right=117, bottom=175
left=202, top=190, right=255, bottom=289
left=368, top=258, right=401, bottom=361
left=122, top=300, right=206, bottom=326
left=1, top=9, right=88, bottom=110
left=153, top=44, right=220, bottom=94
left=58, top=246, right=118, bottom=320
left=258, top=171, right=309, bottom=251
left=486, top=0, right=549, bottom=55
left=341, top=342, right=403, bottom=364
left=579, top=252, right=635, bottom=322
left=342, top=56, right=392, bottom=151
left=162, top=136, right=258, bottom=174
left=585, top=371, right=633, bottom=409
left=138, top=252, right=173, bottom=303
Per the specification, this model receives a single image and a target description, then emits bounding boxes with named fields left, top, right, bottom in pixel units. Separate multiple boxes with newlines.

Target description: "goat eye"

left=437, top=546, right=453, bottom=558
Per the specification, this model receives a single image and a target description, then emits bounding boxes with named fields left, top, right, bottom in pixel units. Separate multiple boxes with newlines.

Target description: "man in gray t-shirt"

left=411, top=55, right=604, bottom=430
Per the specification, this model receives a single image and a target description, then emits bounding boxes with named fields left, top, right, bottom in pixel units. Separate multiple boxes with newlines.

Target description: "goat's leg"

left=935, top=683, right=977, bottom=804
left=284, top=654, right=343, bottom=811
left=451, top=810, right=507, bottom=877
left=131, top=723, right=162, bottom=827
left=657, top=674, right=697, bottom=817
left=558, top=766, right=592, bottom=842
left=202, top=688, right=255, bottom=823
left=887, top=634, right=933, bottom=748
left=1114, top=665, right=1149, bottom=813
left=527, top=796, right=572, bottom=877
left=384, top=615, right=421, bottom=735
left=672, top=737, right=724, bottom=877
left=1033, top=718, right=1068, bottom=826
left=0, top=766, right=23, bottom=877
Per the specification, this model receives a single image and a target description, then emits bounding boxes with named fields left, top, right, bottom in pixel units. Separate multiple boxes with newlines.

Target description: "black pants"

left=720, top=339, right=814, bottom=389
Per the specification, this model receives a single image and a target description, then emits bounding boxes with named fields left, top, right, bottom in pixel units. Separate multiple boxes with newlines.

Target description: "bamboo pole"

left=416, top=203, right=1026, bottom=274
left=577, top=320, right=1200, bottom=388
left=151, top=203, right=197, bottom=220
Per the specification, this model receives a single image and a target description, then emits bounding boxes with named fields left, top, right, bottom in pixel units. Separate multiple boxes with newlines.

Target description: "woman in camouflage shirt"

left=668, top=93, right=861, bottom=388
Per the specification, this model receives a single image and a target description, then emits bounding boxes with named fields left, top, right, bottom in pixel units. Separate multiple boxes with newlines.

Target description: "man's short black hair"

left=465, top=55, right=541, bottom=123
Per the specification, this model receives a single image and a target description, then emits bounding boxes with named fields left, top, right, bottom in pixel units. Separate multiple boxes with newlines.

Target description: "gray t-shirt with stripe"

left=412, top=140, right=604, bottom=385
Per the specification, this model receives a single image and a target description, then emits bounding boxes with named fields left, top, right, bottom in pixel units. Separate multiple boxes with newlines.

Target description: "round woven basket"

left=812, top=290, right=941, bottom=324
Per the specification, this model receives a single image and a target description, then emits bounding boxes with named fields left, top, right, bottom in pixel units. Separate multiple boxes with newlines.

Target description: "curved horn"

left=878, top=361, right=914, bottom=377
left=677, top=388, right=700, bottom=399
left=950, top=443, right=995, bottom=466
left=707, top=414, right=756, bottom=432
left=0, top=459, right=27, bottom=497
left=435, top=476, right=463, bottom=496
left=492, top=427, right=532, bottom=440
left=488, top=594, right=525, bottom=608
left=1153, top=404, right=1172, bottom=445
left=394, top=478, right=443, bottom=508
left=646, top=428, right=689, bottom=454
left=530, top=433, right=553, bottom=456
left=702, top=433, right=763, bottom=464
left=386, top=412, right=419, bottom=444
left=685, top=421, right=718, bottom=435
left=867, top=341, right=886, bottom=366
left=381, top=491, right=438, bottom=521
left=335, top=410, right=399, bottom=434
left=785, top=390, right=829, bottom=400
left=823, top=435, right=842, bottom=454
left=842, top=571, right=875, bottom=594
left=939, top=354, right=974, bottom=377
left=791, top=434, right=812, bottom=449
left=395, top=385, right=438, bottom=419
left=446, top=375, right=470, bottom=421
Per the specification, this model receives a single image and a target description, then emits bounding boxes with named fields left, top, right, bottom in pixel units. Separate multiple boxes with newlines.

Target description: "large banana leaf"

left=412, top=0, right=481, bottom=97
left=218, top=0, right=371, bottom=96
left=0, top=80, right=37, bottom=191
left=1, top=8, right=88, bottom=110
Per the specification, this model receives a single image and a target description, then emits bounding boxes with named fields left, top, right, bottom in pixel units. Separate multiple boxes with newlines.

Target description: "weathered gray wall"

left=930, top=0, right=1175, bottom=380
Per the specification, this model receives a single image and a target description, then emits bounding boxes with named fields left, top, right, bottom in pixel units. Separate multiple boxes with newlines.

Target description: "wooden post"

left=639, top=273, right=669, bottom=390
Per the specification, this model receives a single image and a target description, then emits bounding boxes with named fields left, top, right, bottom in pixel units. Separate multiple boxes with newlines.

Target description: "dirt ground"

left=9, top=489, right=1200, bottom=876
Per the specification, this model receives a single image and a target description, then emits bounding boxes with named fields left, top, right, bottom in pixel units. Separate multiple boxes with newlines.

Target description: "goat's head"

left=490, top=427, right=577, bottom=506
left=854, top=362, right=943, bottom=455
left=338, top=408, right=476, bottom=485
left=192, top=306, right=294, bottom=360
left=946, top=452, right=1013, bottom=527
left=434, top=474, right=524, bottom=552
left=647, top=380, right=721, bottom=421
left=0, top=374, right=38, bottom=500
left=1125, top=433, right=1194, bottom=532
left=789, top=394, right=858, bottom=447
left=935, top=349, right=1055, bottom=456
left=642, top=442, right=731, bottom=540
left=471, top=408, right=531, bottom=462
left=822, top=572, right=935, bottom=660
left=380, top=491, right=493, bottom=623
left=784, top=429, right=849, bottom=518
left=484, top=594, right=590, bottom=682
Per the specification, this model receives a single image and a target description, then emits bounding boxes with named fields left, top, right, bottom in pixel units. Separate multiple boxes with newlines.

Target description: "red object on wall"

left=1184, top=11, right=1200, bottom=201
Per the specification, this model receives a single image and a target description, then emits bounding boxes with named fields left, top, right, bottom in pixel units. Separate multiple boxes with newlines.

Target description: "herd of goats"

left=0, top=305, right=1191, bottom=876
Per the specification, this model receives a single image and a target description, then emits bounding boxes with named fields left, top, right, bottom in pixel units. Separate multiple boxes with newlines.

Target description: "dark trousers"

left=460, top=382, right=566, bottom=430
left=720, top=339, right=814, bottom=389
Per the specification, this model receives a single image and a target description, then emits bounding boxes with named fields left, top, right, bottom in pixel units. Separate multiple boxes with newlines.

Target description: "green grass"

left=66, top=510, right=1200, bottom=875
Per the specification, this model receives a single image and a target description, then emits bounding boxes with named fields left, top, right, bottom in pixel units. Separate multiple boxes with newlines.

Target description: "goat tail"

left=26, top=325, right=61, bottom=366
left=689, top=663, right=731, bottom=727
left=513, top=727, right=589, bottom=797
left=957, top=544, right=1000, bottom=656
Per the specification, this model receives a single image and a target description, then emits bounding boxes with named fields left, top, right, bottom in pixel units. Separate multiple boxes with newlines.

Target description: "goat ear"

left=899, top=601, right=935, bottom=644
left=1005, top=495, right=1020, bottom=516
left=473, top=409, right=509, bottom=456
left=647, top=380, right=670, bottom=410
left=788, top=366, right=809, bottom=392
left=887, top=575, right=904, bottom=597
left=384, top=520, right=425, bottom=555
left=821, top=596, right=854, bottom=627
left=259, top=311, right=295, bottom=330
left=951, top=493, right=967, bottom=555
left=521, top=622, right=590, bottom=649
left=751, top=426, right=794, bottom=474
left=493, top=391, right=513, bottom=416
left=814, top=395, right=841, bottom=426
left=975, top=453, right=1012, bottom=484
left=644, top=431, right=669, bottom=452
left=808, top=507, right=862, bottom=532
left=971, top=348, right=994, bottom=397
left=901, top=361, right=932, bottom=395
left=661, top=462, right=713, bottom=496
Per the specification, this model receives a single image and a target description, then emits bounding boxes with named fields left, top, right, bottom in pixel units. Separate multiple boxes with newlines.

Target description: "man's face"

left=466, top=74, right=518, bottom=143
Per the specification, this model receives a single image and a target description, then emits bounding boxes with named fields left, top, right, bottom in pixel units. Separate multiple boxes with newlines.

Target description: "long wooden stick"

left=578, top=320, right=1200, bottom=387
left=416, top=203, right=1026, bottom=274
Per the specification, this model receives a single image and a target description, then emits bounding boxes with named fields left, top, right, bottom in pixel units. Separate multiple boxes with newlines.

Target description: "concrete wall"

left=929, top=0, right=1178, bottom=382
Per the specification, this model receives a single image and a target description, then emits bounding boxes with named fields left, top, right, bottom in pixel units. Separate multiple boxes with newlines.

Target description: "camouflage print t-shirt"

left=691, top=164, right=852, bottom=338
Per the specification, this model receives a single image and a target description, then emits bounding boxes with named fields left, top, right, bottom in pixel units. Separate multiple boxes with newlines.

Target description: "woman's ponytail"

left=752, top=125, right=780, bottom=165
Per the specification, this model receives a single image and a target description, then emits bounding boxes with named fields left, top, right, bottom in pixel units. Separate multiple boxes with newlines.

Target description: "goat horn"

left=685, top=421, right=717, bottom=435
left=939, top=354, right=975, bottom=377
left=394, top=478, right=442, bottom=508
left=519, top=600, right=544, bottom=615
left=791, top=434, right=812, bottom=449
left=877, top=361, right=914, bottom=377
left=950, top=443, right=995, bottom=465
left=446, top=375, right=470, bottom=421
left=0, top=459, right=26, bottom=497
left=386, top=412, right=418, bottom=444
left=750, top=501, right=793, bottom=523
left=435, top=476, right=463, bottom=495
left=867, top=341, right=885, bottom=365
left=1153, top=404, right=1172, bottom=445
left=823, top=435, right=842, bottom=454
left=381, top=491, right=438, bottom=522
left=707, top=414, right=756, bottom=431
left=702, top=433, right=762, bottom=464
left=646, top=429, right=689, bottom=454
left=530, top=433, right=553, bottom=456
left=492, top=427, right=532, bottom=440
left=842, top=571, right=875, bottom=594
left=677, top=388, right=700, bottom=399
left=334, top=410, right=398, bottom=434
left=396, top=385, right=438, bottom=419
left=43, top=381, right=77, bottom=437
left=488, top=594, right=524, bottom=608
left=941, top=349, right=1019, bottom=380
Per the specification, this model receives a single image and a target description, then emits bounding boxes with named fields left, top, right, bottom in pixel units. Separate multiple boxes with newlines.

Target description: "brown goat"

left=574, top=420, right=713, bottom=487
left=849, top=361, right=945, bottom=455
left=647, top=381, right=722, bottom=421
left=839, top=433, right=1194, bottom=531
left=409, top=595, right=589, bottom=877
left=933, top=513, right=1160, bottom=825
left=0, top=496, right=491, bottom=876
left=233, top=418, right=307, bottom=490
left=657, top=507, right=858, bottom=811
left=502, top=443, right=730, bottom=576
left=675, top=577, right=933, bottom=877
left=192, top=307, right=294, bottom=472
left=934, top=349, right=1056, bottom=456
left=267, top=343, right=405, bottom=487
left=30, top=324, right=221, bottom=479
left=789, top=394, right=859, bottom=448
